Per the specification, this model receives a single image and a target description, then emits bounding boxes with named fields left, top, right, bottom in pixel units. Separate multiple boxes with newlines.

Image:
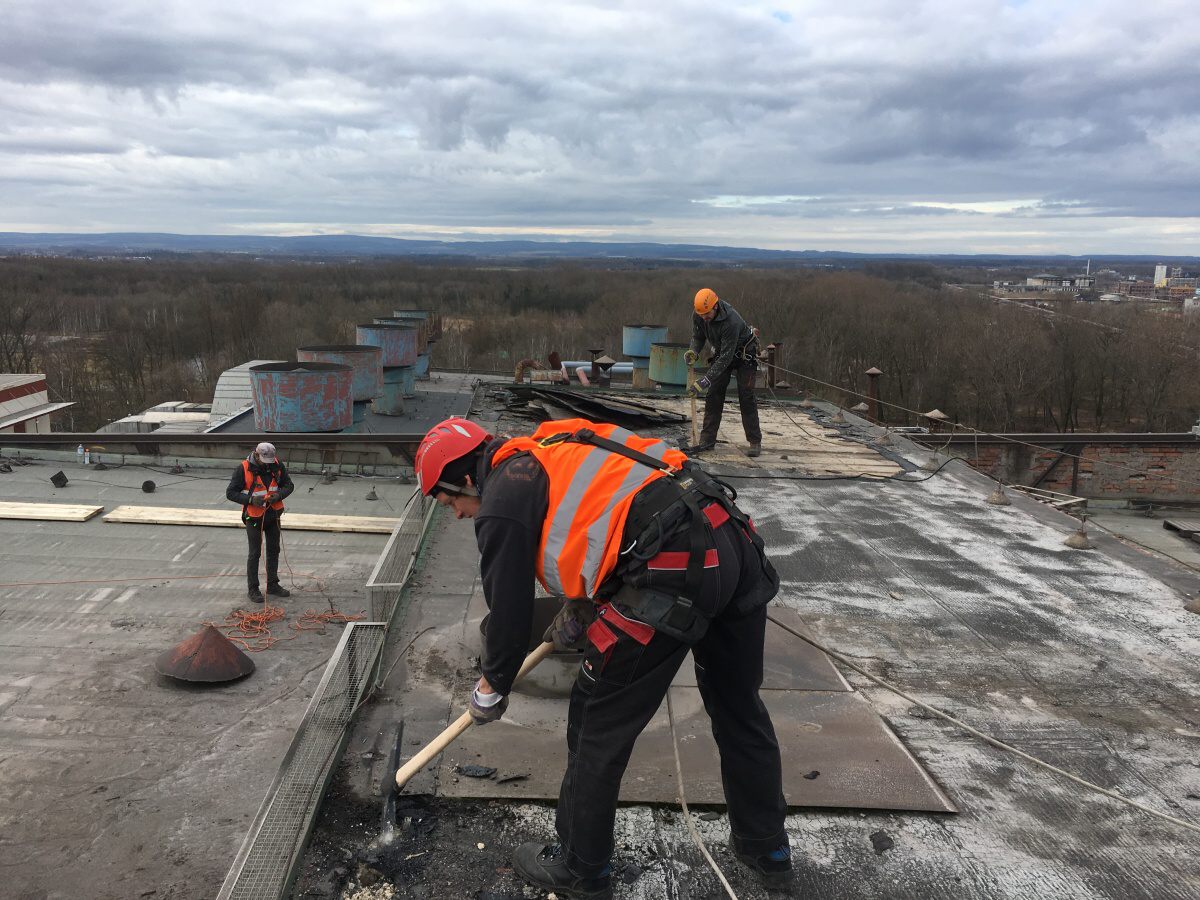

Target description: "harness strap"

left=568, top=427, right=680, bottom=474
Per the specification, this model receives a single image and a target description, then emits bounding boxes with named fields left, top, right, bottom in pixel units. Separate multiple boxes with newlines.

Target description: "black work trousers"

left=244, top=509, right=282, bottom=590
left=555, top=520, right=787, bottom=876
left=700, top=358, right=762, bottom=446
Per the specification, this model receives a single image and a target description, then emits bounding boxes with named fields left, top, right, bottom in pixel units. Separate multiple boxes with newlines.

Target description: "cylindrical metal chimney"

left=357, top=323, right=420, bottom=414
left=249, top=362, right=354, bottom=432
left=648, top=343, right=692, bottom=387
left=623, top=324, right=668, bottom=391
left=389, top=309, right=438, bottom=379
left=297, top=345, right=384, bottom=426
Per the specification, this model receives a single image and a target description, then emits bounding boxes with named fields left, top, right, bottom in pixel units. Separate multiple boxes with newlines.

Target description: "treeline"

left=1, top=257, right=1197, bottom=433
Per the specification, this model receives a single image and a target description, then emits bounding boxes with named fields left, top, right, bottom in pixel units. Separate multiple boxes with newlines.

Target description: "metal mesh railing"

left=218, top=622, right=387, bottom=900
left=366, top=493, right=438, bottom=623
left=216, top=493, right=439, bottom=900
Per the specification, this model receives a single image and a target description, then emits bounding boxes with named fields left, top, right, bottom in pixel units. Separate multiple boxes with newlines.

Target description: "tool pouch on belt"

left=612, top=583, right=711, bottom=645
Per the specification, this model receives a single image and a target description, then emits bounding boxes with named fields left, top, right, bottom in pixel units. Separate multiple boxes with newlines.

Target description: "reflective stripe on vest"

left=242, top=459, right=285, bottom=518
left=491, top=418, right=687, bottom=599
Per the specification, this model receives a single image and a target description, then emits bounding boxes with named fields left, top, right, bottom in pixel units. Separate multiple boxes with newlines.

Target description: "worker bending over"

left=225, top=441, right=293, bottom=603
left=687, top=288, right=762, bottom=457
left=414, top=416, right=791, bottom=899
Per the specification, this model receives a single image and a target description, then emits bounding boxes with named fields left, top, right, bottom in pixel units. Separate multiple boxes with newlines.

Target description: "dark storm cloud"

left=1, top=0, right=1198, bottom=251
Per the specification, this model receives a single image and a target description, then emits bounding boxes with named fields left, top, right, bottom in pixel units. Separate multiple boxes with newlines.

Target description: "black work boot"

left=266, top=583, right=291, bottom=598
left=732, top=841, right=793, bottom=890
left=683, top=440, right=716, bottom=454
left=247, top=587, right=264, bottom=604
left=513, top=843, right=613, bottom=900
left=747, top=442, right=762, bottom=458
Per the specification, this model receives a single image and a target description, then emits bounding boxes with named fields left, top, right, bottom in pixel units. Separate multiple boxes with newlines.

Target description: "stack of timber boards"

left=1163, top=519, right=1200, bottom=543
left=707, top=406, right=902, bottom=477
left=103, top=505, right=398, bottom=534
left=0, top=500, right=103, bottom=522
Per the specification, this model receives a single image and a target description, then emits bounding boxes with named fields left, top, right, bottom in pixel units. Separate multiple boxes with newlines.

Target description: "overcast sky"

left=2, top=0, right=1198, bottom=253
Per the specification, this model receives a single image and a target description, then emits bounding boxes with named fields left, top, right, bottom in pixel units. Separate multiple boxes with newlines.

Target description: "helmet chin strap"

left=436, top=480, right=479, bottom=497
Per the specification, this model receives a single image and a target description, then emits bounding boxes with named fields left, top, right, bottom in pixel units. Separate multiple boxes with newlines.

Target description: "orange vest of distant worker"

left=242, top=459, right=285, bottom=518
left=491, top=419, right=688, bottom=600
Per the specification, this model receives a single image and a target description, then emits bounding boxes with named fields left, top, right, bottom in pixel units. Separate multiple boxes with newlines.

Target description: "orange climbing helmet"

left=415, top=417, right=492, bottom=496
left=694, top=288, right=719, bottom=316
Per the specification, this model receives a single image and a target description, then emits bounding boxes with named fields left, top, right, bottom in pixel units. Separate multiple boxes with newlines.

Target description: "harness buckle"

left=537, top=431, right=573, bottom=448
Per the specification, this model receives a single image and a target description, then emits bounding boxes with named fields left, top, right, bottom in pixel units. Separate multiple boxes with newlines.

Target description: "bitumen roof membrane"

left=294, top=392, right=1200, bottom=899
left=5, top=381, right=1199, bottom=899
left=0, top=458, right=411, bottom=899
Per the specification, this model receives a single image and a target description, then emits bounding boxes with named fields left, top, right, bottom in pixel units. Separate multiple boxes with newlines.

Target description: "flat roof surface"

left=295, top=403, right=1200, bottom=899
left=0, top=459, right=414, bottom=899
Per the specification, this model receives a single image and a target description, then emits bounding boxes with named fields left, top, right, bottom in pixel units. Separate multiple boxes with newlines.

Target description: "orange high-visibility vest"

left=491, top=419, right=688, bottom=600
left=242, top=459, right=285, bottom=518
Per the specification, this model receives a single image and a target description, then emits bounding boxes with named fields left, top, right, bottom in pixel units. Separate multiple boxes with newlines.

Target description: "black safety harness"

left=548, top=427, right=771, bottom=642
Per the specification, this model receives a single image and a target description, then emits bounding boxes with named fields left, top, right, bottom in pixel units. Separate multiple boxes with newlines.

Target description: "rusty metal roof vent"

left=156, top=624, right=255, bottom=683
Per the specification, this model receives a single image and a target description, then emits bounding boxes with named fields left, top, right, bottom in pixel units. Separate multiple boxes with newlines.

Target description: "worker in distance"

left=414, top=415, right=791, bottom=898
left=225, top=441, right=294, bottom=603
left=686, top=287, right=763, bottom=457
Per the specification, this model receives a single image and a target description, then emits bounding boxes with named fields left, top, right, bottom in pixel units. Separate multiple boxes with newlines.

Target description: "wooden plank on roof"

left=103, top=505, right=399, bottom=534
left=0, top=500, right=104, bottom=522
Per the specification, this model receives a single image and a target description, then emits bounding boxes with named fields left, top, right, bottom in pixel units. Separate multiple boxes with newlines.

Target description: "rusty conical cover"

left=156, top=624, right=255, bottom=683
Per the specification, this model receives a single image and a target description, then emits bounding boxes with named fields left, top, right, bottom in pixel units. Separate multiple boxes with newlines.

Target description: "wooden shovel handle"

left=394, top=640, right=556, bottom=789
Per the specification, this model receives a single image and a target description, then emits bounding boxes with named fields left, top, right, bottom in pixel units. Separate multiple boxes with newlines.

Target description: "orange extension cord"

left=202, top=520, right=365, bottom=651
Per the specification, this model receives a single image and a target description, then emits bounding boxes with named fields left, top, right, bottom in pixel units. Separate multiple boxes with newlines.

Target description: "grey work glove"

left=469, top=683, right=508, bottom=725
left=543, top=598, right=596, bottom=652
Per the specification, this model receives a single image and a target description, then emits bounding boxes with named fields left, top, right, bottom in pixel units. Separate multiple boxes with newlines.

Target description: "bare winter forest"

left=2, top=257, right=1198, bottom=433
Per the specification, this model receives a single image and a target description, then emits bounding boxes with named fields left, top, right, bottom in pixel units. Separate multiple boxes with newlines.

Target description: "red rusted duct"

left=155, top=624, right=255, bottom=683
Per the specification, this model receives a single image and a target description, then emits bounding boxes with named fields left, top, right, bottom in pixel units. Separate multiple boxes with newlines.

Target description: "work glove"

left=469, top=682, right=508, bottom=725
left=543, top=598, right=595, bottom=652
left=684, top=349, right=698, bottom=366
left=694, top=375, right=711, bottom=395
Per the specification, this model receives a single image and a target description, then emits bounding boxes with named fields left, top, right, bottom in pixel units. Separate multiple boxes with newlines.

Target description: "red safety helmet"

left=415, top=417, right=492, bottom=496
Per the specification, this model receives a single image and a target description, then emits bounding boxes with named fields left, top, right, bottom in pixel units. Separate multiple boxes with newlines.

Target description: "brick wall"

left=949, top=440, right=1200, bottom=501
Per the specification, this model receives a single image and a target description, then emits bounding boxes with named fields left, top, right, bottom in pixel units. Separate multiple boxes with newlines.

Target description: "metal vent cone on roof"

left=155, top=624, right=255, bottom=683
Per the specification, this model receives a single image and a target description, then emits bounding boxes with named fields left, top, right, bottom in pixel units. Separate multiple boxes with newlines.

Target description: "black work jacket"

left=689, top=300, right=755, bottom=384
left=225, top=457, right=295, bottom=512
left=472, top=439, right=550, bottom=696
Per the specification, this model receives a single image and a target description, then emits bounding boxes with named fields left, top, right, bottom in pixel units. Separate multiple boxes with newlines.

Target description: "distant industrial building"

left=0, top=374, right=73, bottom=434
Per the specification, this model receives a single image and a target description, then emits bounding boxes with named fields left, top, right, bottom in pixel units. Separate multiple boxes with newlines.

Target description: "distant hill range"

left=0, top=232, right=1195, bottom=269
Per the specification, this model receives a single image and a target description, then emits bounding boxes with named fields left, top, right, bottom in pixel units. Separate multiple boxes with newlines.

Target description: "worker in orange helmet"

left=413, top=415, right=790, bottom=898
left=687, top=288, right=762, bottom=457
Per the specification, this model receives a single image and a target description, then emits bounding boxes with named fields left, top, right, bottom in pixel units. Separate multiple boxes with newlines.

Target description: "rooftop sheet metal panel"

left=249, top=362, right=353, bottom=433
left=296, top=345, right=384, bottom=402
left=356, top=323, right=419, bottom=367
left=622, top=324, right=669, bottom=359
